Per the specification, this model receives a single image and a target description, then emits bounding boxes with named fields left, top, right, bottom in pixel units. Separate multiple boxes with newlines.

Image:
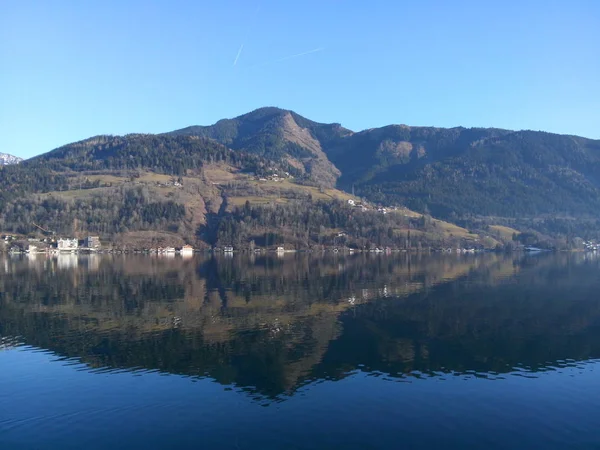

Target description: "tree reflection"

left=1, top=252, right=600, bottom=399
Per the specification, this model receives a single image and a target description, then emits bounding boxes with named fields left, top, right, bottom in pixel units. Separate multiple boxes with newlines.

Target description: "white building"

left=57, top=239, right=78, bottom=251
left=180, top=245, right=194, bottom=255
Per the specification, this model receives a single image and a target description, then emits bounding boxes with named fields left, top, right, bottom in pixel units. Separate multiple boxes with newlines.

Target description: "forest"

left=0, top=186, right=186, bottom=237
left=211, top=199, right=477, bottom=250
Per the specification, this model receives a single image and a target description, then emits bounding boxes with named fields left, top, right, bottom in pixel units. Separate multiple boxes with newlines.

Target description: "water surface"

left=2, top=252, right=600, bottom=449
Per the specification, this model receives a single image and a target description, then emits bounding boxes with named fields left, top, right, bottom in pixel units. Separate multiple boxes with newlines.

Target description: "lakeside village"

left=4, top=232, right=600, bottom=256
left=2, top=235, right=194, bottom=256
left=0, top=232, right=450, bottom=256
left=2, top=234, right=350, bottom=256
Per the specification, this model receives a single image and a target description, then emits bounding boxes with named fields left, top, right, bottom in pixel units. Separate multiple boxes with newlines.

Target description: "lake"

left=1, top=252, right=600, bottom=449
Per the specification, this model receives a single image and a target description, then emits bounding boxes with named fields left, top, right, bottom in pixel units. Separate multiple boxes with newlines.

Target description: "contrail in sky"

left=275, top=47, right=324, bottom=63
left=245, top=47, right=325, bottom=70
left=232, top=5, right=260, bottom=67
left=233, top=44, right=244, bottom=66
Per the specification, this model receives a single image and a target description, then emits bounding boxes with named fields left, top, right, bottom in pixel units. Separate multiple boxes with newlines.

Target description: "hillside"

left=0, top=160, right=485, bottom=250
left=2, top=107, right=600, bottom=248
left=336, top=127, right=600, bottom=218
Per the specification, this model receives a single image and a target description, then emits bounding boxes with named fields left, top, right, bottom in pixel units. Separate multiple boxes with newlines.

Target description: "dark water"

left=2, top=252, right=600, bottom=449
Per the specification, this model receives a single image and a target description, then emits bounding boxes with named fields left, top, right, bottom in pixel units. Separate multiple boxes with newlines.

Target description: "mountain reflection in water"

left=1, top=252, right=600, bottom=400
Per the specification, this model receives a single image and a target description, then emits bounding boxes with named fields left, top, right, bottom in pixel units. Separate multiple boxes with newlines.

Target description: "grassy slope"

left=31, top=164, right=507, bottom=248
left=489, top=225, right=521, bottom=240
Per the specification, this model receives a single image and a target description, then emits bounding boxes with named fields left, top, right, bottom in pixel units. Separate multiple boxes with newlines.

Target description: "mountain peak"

left=237, top=106, right=290, bottom=120
left=166, top=107, right=351, bottom=187
left=0, top=152, right=22, bottom=165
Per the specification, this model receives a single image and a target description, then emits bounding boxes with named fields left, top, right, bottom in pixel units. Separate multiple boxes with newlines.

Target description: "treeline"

left=35, top=134, right=308, bottom=180
left=0, top=186, right=186, bottom=237
left=212, top=199, right=460, bottom=249
left=0, top=164, right=69, bottom=204
left=0, top=134, right=305, bottom=204
left=35, top=134, right=250, bottom=174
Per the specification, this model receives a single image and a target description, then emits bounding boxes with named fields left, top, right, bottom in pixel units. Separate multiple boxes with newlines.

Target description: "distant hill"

left=1, top=107, right=600, bottom=248
left=0, top=152, right=22, bottom=165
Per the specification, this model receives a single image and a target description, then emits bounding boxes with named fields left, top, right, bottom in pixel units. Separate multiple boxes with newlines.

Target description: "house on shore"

left=57, top=238, right=78, bottom=252
left=180, top=245, right=194, bottom=255
left=84, top=236, right=101, bottom=249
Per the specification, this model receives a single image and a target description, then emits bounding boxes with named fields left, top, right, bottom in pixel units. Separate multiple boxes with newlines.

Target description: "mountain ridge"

left=2, top=107, right=600, bottom=249
left=167, top=107, right=600, bottom=220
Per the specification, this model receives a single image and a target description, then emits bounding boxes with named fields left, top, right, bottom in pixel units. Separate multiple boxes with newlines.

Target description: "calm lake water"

left=2, top=252, right=600, bottom=449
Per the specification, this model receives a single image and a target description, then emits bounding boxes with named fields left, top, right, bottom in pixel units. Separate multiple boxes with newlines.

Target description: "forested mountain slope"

left=1, top=107, right=600, bottom=248
left=1, top=127, right=472, bottom=249
left=170, top=107, right=600, bottom=220
left=333, top=127, right=600, bottom=218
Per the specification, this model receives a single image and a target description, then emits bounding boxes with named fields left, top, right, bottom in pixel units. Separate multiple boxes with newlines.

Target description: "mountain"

left=172, top=107, right=600, bottom=220
left=168, top=107, right=352, bottom=187
left=1, top=107, right=600, bottom=249
left=2, top=122, right=469, bottom=250
left=0, top=152, right=22, bottom=165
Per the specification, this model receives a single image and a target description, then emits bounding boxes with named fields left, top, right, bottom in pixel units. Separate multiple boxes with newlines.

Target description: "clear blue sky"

left=1, top=0, right=599, bottom=159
